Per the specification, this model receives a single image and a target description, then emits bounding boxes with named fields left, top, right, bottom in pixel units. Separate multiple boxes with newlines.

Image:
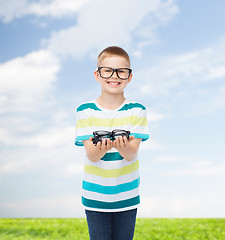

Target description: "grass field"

left=0, top=218, right=225, bottom=240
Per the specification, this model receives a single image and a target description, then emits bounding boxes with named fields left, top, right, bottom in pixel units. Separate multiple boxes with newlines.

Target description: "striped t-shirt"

left=75, top=99, right=149, bottom=212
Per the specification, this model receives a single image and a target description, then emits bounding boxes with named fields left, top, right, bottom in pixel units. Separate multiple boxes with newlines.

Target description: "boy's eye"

left=102, top=68, right=112, bottom=73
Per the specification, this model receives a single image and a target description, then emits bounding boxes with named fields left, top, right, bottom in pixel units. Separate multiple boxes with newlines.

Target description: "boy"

left=75, top=46, right=149, bottom=240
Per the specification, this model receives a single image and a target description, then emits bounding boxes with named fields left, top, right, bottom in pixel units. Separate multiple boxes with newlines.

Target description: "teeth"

left=107, top=82, right=120, bottom=85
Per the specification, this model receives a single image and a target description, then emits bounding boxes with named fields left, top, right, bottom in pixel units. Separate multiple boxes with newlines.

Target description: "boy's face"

left=94, top=56, right=132, bottom=95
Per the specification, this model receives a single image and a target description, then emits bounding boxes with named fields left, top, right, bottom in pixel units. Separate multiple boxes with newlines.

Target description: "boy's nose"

left=111, top=70, right=118, bottom=78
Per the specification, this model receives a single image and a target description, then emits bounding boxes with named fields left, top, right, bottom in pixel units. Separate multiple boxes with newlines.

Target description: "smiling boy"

left=75, top=46, right=149, bottom=240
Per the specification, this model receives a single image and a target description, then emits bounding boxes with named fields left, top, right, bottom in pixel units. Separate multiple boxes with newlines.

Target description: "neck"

left=96, top=92, right=126, bottom=110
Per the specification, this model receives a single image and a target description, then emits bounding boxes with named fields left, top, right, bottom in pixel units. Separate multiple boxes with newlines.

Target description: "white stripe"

left=93, top=125, right=131, bottom=132
left=83, top=170, right=139, bottom=186
left=81, top=107, right=145, bottom=119
left=131, top=125, right=148, bottom=132
left=84, top=204, right=140, bottom=212
left=82, top=188, right=139, bottom=202
left=76, top=125, right=148, bottom=134
left=108, top=148, right=119, bottom=153
left=75, top=126, right=93, bottom=135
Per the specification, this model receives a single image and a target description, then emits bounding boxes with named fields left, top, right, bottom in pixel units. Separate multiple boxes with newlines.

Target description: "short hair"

left=97, top=46, right=130, bottom=67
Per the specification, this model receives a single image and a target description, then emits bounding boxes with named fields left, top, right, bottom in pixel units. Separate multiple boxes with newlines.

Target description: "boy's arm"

left=113, top=136, right=142, bottom=161
left=83, top=137, right=113, bottom=162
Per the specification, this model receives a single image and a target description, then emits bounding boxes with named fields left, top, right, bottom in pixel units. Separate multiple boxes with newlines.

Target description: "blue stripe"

left=83, top=178, right=140, bottom=194
left=77, top=103, right=101, bottom=112
left=82, top=195, right=140, bottom=209
left=132, top=133, right=149, bottom=141
left=119, top=103, right=146, bottom=111
left=101, top=152, right=123, bottom=161
left=75, top=135, right=93, bottom=146
left=77, top=102, right=146, bottom=112
left=75, top=141, right=84, bottom=146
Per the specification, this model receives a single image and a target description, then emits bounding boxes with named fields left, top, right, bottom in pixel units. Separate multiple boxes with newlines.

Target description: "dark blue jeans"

left=85, top=208, right=137, bottom=240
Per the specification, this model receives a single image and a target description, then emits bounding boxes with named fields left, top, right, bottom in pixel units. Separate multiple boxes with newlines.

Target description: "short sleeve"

left=74, top=105, right=94, bottom=146
left=130, top=105, right=149, bottom=141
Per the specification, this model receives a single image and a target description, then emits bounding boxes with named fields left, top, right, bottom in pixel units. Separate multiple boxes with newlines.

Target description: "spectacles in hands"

left=92, top=129, right=130, bottom=145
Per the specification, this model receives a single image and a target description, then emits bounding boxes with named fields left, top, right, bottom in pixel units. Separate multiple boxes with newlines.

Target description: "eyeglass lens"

left=95, top=131, right=111, bottom=136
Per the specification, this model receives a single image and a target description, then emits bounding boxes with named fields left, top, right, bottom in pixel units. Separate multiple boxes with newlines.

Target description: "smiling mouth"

left=107, top=81, right=121, bottom=85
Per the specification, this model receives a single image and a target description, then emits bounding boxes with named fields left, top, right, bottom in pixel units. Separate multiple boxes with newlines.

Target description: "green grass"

left=0, top=218, right=225, bottom=240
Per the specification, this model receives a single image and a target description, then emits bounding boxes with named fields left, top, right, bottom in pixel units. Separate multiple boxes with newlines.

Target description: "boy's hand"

left=112, top=135, right=135, bottom=149
left=85, top=135, right=140, bottom=162
left=90, top=137, right=113, bottom=151
left=83, top=137, right=113, bottom=162
left=112, top=135, right=141, bottom=161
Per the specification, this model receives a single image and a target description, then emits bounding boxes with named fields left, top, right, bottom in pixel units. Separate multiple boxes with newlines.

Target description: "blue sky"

left=0, top=0, right=225, bottom=218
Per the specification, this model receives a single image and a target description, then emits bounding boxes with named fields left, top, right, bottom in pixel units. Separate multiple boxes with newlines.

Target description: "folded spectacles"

left=92, top=129, right=130, bottom=145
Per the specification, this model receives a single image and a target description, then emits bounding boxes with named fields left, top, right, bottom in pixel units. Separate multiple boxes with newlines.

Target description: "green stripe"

left=119, top=103, right=146, bottom=111
left=76, top=116, right=147, bottom=128
left=77, top=103, right=101, bottom=112
left=82, top=195, right=140, bottom=209
left=84, top=161, right=139, bottom=178
left=101, top=152, right=123, bottom=161
left=76, top=116, right=133, bottom=128
left=83, top=178, right=140, bottom=194
left=89, top=116, right=134, bottom=127
left=76, top=114, right=147, bottom=129
left=133, top=117, right=148, bottom=126
left=76, top=118, right=93, bottom=128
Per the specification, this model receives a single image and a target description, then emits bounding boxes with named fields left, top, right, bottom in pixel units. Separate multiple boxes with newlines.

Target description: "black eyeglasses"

left=97, top=67, right=132, bottom=80
left=92, top=129, right=130, bottom=145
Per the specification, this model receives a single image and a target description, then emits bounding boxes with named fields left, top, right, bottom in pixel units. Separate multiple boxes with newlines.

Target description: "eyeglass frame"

left=97, top=67, right=132, bottom=80
left=92, top=129, right=130, bottom=145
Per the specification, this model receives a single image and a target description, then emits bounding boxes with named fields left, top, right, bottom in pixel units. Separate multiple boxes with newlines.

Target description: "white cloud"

left=0, top=49, right=60, bottom=112
left=0, top=125, right=84, bottom=177
left=167, top=162, right=225, bottom=177
left=191, top=160, right=212, bottom=168
left=140, top=140, right=164, bottom=151
left=0, top=195, right=84, bottom=217
left=0, top=0, right=27, bottom=23
left=153, top=155, right=195, bottom=163
left=129, top=39, right=225, bottom=115
left=45, top=0, right=178, bottom=59
left=149, top=155, right=225, bottom=177
left=27, top=0, right=91, bottom=18
left=138, top=195, right=225, bottom=218
left=18, top=126, right=74, bottom=148
left=62, top=162, right=84, bottom=178
left=147, top=109, right=167, bottom=122
left=0, top=0, right=91, bottom=23
left=133, top=42, right=225, bottom=98
left=212, top=84, right=225, bottom=109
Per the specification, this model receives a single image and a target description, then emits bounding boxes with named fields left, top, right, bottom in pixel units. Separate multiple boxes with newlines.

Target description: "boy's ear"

left=94, top=70, right=100, bottom=82
left=127, top=72, right=132, bottom=83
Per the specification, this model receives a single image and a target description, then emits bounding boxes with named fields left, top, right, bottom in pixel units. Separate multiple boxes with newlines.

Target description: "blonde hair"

left=97, top=46, right=130, bottom=67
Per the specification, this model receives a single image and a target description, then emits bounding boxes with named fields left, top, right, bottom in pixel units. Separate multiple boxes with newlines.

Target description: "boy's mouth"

left=106, top=80, right=121, bottom=85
